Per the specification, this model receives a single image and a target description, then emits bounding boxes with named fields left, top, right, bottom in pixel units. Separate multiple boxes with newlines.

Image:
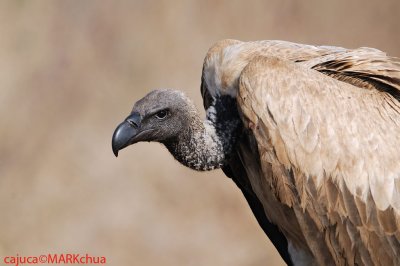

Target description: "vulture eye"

left=155, top=110, right=168, bottom=120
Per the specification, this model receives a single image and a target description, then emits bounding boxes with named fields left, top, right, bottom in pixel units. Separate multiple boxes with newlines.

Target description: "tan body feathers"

left=202, top=40, right=400, bottom=265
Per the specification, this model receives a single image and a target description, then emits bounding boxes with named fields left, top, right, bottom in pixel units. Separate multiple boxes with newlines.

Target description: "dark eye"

left=155, top=110, right=168, bottom=120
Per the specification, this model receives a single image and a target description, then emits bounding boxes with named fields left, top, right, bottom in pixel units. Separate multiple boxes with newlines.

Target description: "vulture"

left=112, top=39, right=400, bottom=266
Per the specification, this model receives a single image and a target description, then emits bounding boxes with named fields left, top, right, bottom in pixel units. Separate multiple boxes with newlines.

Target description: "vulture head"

left=112, top=89, right=241, bottom=171
left=112, top=89, right=197, bottom=152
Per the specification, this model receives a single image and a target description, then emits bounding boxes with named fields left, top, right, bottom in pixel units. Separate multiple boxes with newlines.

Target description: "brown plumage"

left=113, top=39, right=400, bottom=265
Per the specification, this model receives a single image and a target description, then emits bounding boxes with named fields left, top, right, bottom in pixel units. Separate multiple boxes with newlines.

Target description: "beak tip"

left=112, top=144, right=119, bottom=157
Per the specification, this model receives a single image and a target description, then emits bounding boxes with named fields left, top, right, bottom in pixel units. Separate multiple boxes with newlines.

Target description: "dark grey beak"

left=112, top=112, right=141, bottom=157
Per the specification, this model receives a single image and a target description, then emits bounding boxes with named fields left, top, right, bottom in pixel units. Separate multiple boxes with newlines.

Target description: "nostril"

left=127, top=119, right=138, bottom=128
left=125, top=112, right=141, bottom=128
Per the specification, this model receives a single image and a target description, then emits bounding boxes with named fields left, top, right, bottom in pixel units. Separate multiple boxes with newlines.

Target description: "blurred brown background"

left=0, top=1, right=399, bottom=265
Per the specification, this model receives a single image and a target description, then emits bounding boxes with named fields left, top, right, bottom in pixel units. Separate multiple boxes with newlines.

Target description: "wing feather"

left=237, top=56, right=400, bottom=265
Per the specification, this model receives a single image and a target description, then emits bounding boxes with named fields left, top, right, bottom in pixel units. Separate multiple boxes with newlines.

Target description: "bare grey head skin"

left=112, top=89, right=241, bottom=171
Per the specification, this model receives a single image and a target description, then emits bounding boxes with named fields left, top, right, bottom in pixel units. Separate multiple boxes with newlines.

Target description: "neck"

left=164, top=96, right=241, bottom=171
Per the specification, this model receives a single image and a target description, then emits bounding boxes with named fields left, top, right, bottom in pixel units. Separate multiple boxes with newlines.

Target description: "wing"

left=201, top=40, right=400, bottom=265
left=237, top=56, right=400, bottom=265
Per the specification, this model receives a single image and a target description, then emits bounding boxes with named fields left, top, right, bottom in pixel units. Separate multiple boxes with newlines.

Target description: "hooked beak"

left=112, top=112, right=142, bottom=157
